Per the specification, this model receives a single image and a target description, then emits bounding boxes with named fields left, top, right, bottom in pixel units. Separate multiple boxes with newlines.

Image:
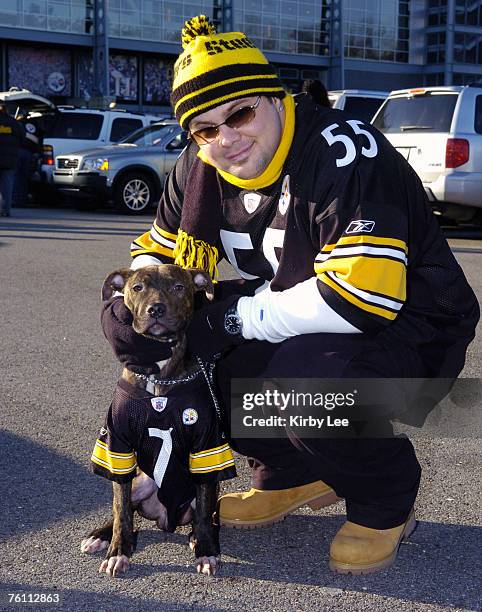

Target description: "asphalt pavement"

left=0, top=207, right=480, bottom=612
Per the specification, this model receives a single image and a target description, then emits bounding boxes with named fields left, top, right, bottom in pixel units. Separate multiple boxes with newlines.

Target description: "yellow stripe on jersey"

left=321, top=235, right=408, bottom=254
left=189, top=443, right=235, bottom=473
left=153, top=221, right=177, bottom=242
left=130, top=230, right=175, bottom=259
left=314, top=255, right=406, bottom=302
left=91, top=439, right=137, bottom=475
left=319, top=272, right=399, bottom=320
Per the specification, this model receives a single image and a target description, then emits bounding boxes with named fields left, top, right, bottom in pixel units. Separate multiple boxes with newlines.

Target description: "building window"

left=425, top=73, right=445, bottom=86
left=453, top=72, right=482, bottom=85
left=344, top=0, right=410, bottom=63
left=234, top=0, right=327, bottom=56
left=454, top=32, right=482, bottom=65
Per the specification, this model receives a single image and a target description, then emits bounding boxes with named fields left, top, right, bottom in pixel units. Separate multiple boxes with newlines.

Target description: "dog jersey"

left=91, top=376, right=236, bottom=532
left=130, top=96, right=478, bottom=373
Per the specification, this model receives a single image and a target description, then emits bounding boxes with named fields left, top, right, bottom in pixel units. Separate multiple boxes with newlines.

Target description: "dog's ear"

left=187, top=269, right=215, bottom=301
left=101, top=268, right=133, bottom=302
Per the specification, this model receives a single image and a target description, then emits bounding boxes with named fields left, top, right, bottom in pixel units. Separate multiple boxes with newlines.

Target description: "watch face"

left=225, top=314, right=242, bottom=335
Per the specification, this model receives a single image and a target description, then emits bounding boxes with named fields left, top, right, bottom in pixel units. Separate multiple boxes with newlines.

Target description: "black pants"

left=216, top=333, right=424, bottom=529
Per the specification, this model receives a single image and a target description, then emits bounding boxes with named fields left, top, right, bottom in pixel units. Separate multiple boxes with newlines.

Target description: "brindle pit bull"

left=80, top=264, right=223, bottom=577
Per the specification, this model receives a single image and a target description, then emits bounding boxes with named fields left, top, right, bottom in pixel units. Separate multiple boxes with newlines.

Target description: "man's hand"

left=186, top=296, right=245, bottom=362
left=101, top=297, right=172, bottom=374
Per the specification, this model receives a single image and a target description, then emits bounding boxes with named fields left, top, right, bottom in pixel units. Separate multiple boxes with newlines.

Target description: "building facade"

left=0, top=0, right=480, bottom=113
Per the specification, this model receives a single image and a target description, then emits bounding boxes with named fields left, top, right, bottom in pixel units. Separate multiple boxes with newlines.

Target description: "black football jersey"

left=130, top=96, right=478, bottom=371
left=91, top=377, right=236, bottom=531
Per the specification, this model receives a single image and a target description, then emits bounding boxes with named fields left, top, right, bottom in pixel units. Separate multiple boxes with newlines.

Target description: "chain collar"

left=133, top=365, right=204, bottom=387
left=134, top=357, right=223, bottom=432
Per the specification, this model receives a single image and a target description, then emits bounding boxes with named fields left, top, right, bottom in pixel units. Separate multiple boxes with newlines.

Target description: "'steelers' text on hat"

left=171, top=15, right=286, bottom=130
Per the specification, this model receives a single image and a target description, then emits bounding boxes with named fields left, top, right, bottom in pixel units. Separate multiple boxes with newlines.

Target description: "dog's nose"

left=147, top=302, right=166, bottom=318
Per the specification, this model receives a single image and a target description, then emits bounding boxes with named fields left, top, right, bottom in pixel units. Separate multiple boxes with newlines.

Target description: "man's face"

left=188, top=96, right=284, bottom=179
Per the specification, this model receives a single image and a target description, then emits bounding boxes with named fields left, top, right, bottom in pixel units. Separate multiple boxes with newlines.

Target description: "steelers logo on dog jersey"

left=182, top=408, right=198, bottom=425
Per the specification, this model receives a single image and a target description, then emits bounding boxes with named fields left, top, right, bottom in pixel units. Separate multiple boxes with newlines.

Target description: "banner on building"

left=143, top=59, right=173, bottom=105
left=8, top=46, right=72, bottom=97
left=78, top=53, right=138, bottom=102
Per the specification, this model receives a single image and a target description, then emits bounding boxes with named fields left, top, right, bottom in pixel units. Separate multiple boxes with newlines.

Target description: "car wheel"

left=114, top=172, right=156, bottom=214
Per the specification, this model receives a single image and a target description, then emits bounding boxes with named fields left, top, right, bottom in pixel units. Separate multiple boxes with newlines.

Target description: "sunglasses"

left=189, top=97, right=261, bottom=146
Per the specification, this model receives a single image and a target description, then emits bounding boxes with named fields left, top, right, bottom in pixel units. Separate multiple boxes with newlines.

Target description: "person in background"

left=13, top=114, right=43, bottom=208
left=302, top=79, right=331, bottom=108
left=0, top=104, right=24, bottom=217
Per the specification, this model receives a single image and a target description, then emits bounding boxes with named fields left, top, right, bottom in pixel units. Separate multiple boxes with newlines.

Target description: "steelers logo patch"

left=182, top=408, right=198, bottom=425
left=278, top=174, right=291, bottom=215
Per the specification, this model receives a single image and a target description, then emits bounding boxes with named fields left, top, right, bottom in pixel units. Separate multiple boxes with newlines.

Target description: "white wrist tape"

left=237, top=276, right=361, bottom=342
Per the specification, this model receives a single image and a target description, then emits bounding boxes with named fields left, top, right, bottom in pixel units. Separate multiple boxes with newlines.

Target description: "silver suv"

left=372, top=85, right=482, bottom=223
left=53, top=122, right=187, bottom=214
left=42, top=107, right=166, bottom=186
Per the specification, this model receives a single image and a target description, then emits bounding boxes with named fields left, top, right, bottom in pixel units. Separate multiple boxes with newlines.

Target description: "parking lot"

left=0, top=206, right=480, bottom=612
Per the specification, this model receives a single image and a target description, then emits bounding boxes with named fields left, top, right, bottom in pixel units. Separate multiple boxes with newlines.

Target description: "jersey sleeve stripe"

left=314, top=255, right=406, bottom=302
left=316, top=245, right=407, bottom=264
left=319, top=272, right=398, bottom=320
left=325, top=270, right=403, bottom=311
left=151, top=221, right=177, bottom=242
left=189, top=458, right=236, bottom=473
left=319, top=283, right=385, bottom=333
left=94, top=439, right=135, bottom=457
left=130, top=230, right=175, bottom=259
left=324, top=269, right=405, bottom=304
left=152, top=221, right=177, bottom=242
left=189, top=446, right=235, bottom=471
left=91, top=456, right=138, bottom=474
left=189, top=443, right=232, bottom=458
left=91, top=440, right=137, bottom=474
left=150, top=225, right=176, bottom=249
left=321, top=235, right=408, bottom=254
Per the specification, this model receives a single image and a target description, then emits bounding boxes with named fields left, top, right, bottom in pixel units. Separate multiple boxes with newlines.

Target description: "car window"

left=475, top=95, right=482, bottom=134
left=343, top=97, right=385, bottom=122
left=120, top=124, right=177, bottom=146
left=50, top=112, right=103, bottom=139
left=165, top=131, right=188, bottom=150
left=372, top=93, right=458, bottom=133
left=110, top=118, right=143, bottom=142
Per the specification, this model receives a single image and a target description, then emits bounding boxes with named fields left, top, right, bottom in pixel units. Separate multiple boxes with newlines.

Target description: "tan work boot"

left=219, top=480, right=340, bottom=528
left=329, top=509, right=417, bottom=574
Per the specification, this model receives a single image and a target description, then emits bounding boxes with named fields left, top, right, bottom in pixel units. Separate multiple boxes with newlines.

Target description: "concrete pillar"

left=92, top=0, right=110, bottom=99
left=445, top=0, right=455, bottom=85
left=328, top=0, right=345, bottom=90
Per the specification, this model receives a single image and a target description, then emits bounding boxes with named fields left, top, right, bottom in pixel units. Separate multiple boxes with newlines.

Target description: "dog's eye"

left=132, top=284, right=144, bottom=292
left=172, top=283, right=184, bottom=292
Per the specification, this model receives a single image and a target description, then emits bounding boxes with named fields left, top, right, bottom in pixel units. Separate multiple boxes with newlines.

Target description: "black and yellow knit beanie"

left=171, top=15, right=286, bottom=130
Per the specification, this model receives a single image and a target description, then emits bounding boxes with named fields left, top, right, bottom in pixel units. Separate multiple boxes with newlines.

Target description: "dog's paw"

left=195, top=555, right=221, bottom=576
left=81, top=536, right=109, bottom=554
left=188, top=534, right=196, bottom=551
left=99, top=555, right=130, bottom=577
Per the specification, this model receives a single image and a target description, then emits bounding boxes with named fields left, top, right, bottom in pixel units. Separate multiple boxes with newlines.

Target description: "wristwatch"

left=224, top=303, right=243, bottom=336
